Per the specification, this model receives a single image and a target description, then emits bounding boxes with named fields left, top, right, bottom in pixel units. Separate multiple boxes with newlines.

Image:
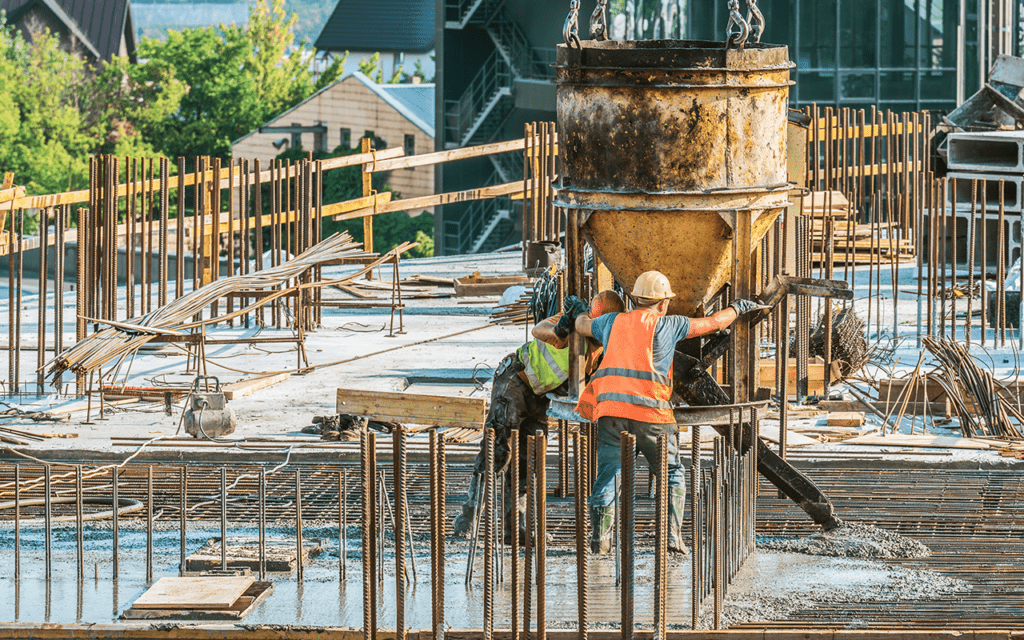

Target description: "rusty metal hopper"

left=554, top=40, right=794, bottom=316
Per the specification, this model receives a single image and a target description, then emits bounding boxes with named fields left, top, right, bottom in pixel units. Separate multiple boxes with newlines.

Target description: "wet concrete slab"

left=0, top=523, right=968, bottom=628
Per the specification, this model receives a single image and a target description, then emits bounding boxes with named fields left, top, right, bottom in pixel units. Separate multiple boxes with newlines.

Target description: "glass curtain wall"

left=606, top=0, right=986, bottom=111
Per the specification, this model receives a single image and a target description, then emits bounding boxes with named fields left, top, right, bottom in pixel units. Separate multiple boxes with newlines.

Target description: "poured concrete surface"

left=0, top=523, right=967, bottom=628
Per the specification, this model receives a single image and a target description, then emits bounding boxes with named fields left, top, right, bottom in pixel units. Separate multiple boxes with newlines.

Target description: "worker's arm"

left=684, top=307, right=738, bottom=338
left=684, top=298, right=761, bottom=339
left=532, top=316, right=568, bottom=349
left=575, top=313, right=595, bottom=338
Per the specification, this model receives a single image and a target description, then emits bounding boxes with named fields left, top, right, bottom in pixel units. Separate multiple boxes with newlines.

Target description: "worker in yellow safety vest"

left=572, top=271, right=761, bottom=554
left=452, top=290, right=625, bottom=541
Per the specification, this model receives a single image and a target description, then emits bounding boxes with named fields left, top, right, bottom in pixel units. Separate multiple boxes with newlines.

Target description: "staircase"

left=443, top=0, right=556, bottom=253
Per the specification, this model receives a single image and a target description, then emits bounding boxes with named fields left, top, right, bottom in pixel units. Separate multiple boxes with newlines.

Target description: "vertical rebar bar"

left=111, top=466, right=118, bottom=576
left=147, top=465, right=153, bottom=582
left=180, top=466, right=187, bottom=576
left=523, top=435, right=535, bottom=640
left=691, top=424, right=701, bottom=630
left=510, top=428, right=520, bottom=638
left=620, top=432, right=634, bottom=640
left=483, top=428, right=495, bottom=640
left=13, top=464, right=19, bottom=582
left=44, top=465, right=52, bottom=579
left=395, top=426, right=407, bottom=638
left=296, top=467, right=304, bottom=580
left=654, top=433, right=668, bottom=640
left=573, top=430, right=588, bottom=640
left=220, top=466, right=228, bottom=570
left=536, top=433, right=547, bottom=640
left=259, top=466, right=266, bottom=580
left=362, top=431, right=377, bottom=640
left=339, top=469, right=346, bottom=582
left=76, top=465, right=83, bottom=578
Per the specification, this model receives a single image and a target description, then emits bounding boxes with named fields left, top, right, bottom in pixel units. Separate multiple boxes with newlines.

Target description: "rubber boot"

left=590, top=506, right=615, bottom=554
left=668, top=486, right=690, bottom=555
left=452, top=472, right=482, bottom=538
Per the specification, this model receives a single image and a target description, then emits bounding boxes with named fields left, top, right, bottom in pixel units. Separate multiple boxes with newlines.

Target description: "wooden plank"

left=131, top=576, right=254, bottom=610
left=9, top=148, right=405, bottom=210
left=336, top=388, right=487, bottom=428
left=841, top=434, right=992, bottom=450
left=758, top=424, right=820, bottom=446
left=827, top=412, right=865, bottom=428
left=332, top=178, right=548, bottom=221
left=369, top=138, right=527, bottom=172
left=222, top=373, right=291, bottom=400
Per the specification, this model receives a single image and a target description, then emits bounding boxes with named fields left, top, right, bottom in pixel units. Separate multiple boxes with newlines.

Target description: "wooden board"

left=336, top=388, right=487, bottom=428
left=841, top=433, right=992, bottom=450
left=131, top=576, right=255, bottom=610
left=758, top=425, right=821, bottom=447
left=122, top=581, right=273, bottom=620
left=222, top=373, right=291, bottom=400
left=827, top=412, right=865, bottom=428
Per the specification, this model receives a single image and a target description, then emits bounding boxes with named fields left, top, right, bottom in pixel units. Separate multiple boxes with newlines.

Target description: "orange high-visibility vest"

left=590, top=309, right=675, bottom=424
left=576, top=380, right=597, bottom=421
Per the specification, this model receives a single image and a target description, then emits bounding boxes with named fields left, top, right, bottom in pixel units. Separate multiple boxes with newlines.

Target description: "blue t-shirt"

left=589, top=312, right=691, bottom=378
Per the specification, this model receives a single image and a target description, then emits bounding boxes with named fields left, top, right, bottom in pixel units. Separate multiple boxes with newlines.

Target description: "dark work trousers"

left=589, top=415, right=686, bottom=509
left=464, top=352, right=558, bottom=529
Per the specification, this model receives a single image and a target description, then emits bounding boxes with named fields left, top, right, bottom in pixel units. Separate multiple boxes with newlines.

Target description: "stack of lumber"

left=804, top=191, right=915, bottom=265
left=490, top=286, right=533, bottom=326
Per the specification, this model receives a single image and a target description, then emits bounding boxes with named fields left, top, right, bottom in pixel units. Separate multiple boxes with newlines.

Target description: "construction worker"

left=572, top=271, right=761, bottom=554
left=452, top=290, right=625, bottom=540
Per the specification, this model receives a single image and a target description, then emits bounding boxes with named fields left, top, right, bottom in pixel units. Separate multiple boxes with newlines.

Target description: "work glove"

left=729, top=298, right=762, bottom=316
left=554, top=295, right=589, bottom=338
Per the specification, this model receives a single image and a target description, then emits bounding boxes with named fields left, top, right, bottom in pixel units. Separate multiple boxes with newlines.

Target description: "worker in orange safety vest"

left=572, top=270, right=761, bottom=554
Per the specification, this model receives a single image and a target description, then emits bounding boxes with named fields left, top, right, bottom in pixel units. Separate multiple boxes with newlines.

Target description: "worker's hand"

left=729, top=298, right=763, bottom=316
left=554, top=295, right=589, bottom=339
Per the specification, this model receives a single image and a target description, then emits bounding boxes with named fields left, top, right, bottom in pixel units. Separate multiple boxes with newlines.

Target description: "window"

left=404, top=134, right=415, bottom=166
left=340, top=128, right=351, bottom=149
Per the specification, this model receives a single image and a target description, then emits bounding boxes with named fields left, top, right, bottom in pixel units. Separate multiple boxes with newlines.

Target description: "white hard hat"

left=631, top=271, right=675, bottom=302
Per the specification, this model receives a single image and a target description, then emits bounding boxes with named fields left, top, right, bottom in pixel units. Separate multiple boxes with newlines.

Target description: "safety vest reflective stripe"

left=590, top=366, right=672, bottom=387
left=595, top=392, right=673, bottom=410
left=518, top=339, right=569, bottom=395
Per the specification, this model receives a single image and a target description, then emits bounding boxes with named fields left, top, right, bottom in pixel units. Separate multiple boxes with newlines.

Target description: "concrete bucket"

left=554, top=40, right=794, bottom=315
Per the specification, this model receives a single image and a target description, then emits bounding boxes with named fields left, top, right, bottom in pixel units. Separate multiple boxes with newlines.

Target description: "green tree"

left=137, top=0, right=321, bottom=162
left=0, top=21, right=91, bottom=195
left=359, top=52, right=403, bottom=84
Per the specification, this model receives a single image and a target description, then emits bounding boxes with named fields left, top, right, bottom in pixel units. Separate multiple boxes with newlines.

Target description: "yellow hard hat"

left=631, top=271, right=675, bottom=302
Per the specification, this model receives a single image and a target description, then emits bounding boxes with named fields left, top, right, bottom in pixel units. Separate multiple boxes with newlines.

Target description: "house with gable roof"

left=231, top=72, right=435, bottom=211
left=0, top=0, right=137, bottom=63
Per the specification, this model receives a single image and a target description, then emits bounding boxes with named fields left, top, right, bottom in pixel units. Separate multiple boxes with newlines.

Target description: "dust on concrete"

left=758, top=521, right=931, bottom=559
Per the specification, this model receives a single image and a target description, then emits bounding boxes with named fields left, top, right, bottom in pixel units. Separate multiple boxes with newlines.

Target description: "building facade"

left=232, top=72, right=435, bottom=209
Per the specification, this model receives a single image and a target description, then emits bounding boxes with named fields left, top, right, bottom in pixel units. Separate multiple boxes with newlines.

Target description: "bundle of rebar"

left=809, top=306, right=869, bottom=378
left=922, top=336, right=1024, bottom=439
left=47, top=232, right=402, bottom=381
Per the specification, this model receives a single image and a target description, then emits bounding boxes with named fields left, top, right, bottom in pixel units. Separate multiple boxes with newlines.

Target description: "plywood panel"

left=132, top=576, right=254, bottom=610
